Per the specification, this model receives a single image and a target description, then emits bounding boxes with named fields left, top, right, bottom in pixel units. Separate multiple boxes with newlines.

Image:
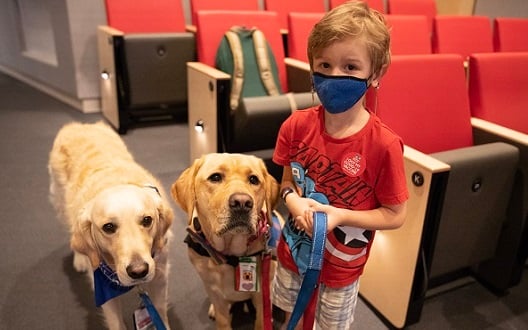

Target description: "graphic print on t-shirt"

left=290, top=160, right=373, bottom=253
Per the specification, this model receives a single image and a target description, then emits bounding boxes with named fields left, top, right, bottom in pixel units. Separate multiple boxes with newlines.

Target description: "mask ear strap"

left=310, top=73, right=317, bottom=106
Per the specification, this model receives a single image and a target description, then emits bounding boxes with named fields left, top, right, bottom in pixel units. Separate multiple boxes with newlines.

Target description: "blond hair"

left=307, top=1, right=391, bottom=79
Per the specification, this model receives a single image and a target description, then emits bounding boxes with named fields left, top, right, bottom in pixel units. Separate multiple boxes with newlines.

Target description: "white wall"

left=0, top=0, right=106, bottom=112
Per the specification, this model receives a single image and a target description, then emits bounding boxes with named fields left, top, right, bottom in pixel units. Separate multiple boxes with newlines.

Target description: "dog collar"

left=93, top=261, right=134, bottom=307
left=143, top=184, right=161, bottom=196
left=185, top=211, right=270, bottom=267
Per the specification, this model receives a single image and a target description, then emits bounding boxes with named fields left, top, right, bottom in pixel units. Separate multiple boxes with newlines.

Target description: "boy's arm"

left=297, top=201, right=407, bottom=236
left=279, top=166, right=314, bottom=226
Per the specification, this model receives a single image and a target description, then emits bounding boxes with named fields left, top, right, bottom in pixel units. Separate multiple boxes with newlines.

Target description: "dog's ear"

left=261, top=160, right=280, bottom=212
left=151, top=190, right=174, bottom=254
left=71, top=202, right=100, bottom=268
left=171, top=156, right=204, bottom=216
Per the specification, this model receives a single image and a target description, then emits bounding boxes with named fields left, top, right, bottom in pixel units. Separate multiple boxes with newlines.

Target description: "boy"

left=272, top=2, right=409, bottom=329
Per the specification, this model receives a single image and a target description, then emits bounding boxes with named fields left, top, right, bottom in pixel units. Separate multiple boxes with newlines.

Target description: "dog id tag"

left=235, top=256, right=259, bottom=292
left=133, top=305, right=155, bottom=330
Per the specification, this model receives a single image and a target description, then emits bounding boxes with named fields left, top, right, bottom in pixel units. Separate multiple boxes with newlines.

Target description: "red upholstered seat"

left=104, top=0, right=186, bottom=32
left=387, top=0, right=437, bottom=33
left=432, top=16, right=493, bottom=60
left=330, top=0, right=386, bottom=13
left=189, top=0, right=260, bottom=26
left=468, top=52, right=528, bottom=134
left=194, top=10, right=288, bottom=91
left=98, top=0, right=195, bottom=133
left=385, top=14, right=431, bottom=54
left=376, top=54, right=473, bottom=153
left=493, top=17, right=528, bottom=52
left=287, top=12, right=325, bottom=62
left=263, top=0, right=326, bottom=31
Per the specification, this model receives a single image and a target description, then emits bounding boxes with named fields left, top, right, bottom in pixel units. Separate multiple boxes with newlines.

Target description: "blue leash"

left=139, top=291, right=167, bottom=330
left=287, top=212, right=327, bottom=330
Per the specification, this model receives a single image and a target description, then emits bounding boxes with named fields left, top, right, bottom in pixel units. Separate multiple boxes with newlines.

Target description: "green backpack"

left=215, top=26, right=283, bottom=111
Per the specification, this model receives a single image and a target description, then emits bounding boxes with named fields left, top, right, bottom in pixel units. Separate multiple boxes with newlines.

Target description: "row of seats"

left=97, top=0, right=528, bottom=133
left=360, top=51, right=528, bottom=328
left=288, top=13, right=528, bottom=63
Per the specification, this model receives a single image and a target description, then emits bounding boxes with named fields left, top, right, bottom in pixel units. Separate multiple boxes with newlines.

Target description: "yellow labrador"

left=48, top=121, right=173, bottom=330
left=171, top=153, right=280, bottom=330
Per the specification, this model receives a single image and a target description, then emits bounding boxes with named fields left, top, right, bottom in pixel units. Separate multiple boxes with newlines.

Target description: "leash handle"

left=287, top=212, right=327, bottom=330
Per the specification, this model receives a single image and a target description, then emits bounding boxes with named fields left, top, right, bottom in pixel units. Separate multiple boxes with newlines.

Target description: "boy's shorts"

left=272, top=262, right=359, bottom=330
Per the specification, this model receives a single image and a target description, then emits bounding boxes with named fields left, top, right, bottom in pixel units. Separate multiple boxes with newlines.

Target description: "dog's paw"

left=208, top=304, right=216, bottom=320
left=73, top=252, right=91, bottom=273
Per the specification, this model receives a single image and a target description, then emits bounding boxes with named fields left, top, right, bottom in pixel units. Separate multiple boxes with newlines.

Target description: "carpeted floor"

left=0, top=72, right=526, bottom=329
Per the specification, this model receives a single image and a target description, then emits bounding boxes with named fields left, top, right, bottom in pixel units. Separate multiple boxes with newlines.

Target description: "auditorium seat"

left=493, top=17, right=528, bottom=52
left=432, top=16, right=493, bottom=64
left=385, top=14, right=432, bottom=54
left=360, top=53, right=520, bottom=328
left=187, top=0, right=260, bottom=32
left=98, top=0, right=195, bottom=133
left=286, top=12, right=325, bottom=62
left=330, top=0, right=386, bottom=13
left=263, top=0, right=326, bottom=32
left=186, top=10, right=317, bottom=178
left=468, top=52, right=528, bottom=291
left=387, top=0, right=437, bottom=34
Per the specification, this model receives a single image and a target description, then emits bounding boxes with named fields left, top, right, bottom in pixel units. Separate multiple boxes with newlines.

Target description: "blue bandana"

left=312, top=72, right=368, bottom=114
left=94, top=261, right=134, bottom=307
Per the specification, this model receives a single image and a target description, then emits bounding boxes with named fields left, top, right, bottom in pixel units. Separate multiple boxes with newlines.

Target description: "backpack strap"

left=225, top=27, right=245, bottom=111
left=252, top=29, right=280, bottom=98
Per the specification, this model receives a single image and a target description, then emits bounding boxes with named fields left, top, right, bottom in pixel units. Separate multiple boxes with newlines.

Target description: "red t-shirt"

left=273, top=105, right=409, bottom=287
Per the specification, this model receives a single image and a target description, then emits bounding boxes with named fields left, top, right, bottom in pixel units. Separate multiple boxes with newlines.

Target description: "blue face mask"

left=312, top=72, right=369, bottom=114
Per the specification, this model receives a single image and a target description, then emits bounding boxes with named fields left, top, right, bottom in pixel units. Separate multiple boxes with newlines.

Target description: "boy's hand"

left=293, top=202, right=340, bottom=237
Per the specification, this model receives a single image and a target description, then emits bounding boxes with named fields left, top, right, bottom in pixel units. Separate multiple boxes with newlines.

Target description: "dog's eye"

left=249, top=175, right=260, bottom=185
left=208, top=173, right=223, bottom=183
left=141, top=216, right=153, bottom=227
left=102, top=223, right=117, bottom=234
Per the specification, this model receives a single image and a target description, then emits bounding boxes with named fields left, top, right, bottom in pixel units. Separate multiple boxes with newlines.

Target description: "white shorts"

left=272, top=262, right=359, bottom=329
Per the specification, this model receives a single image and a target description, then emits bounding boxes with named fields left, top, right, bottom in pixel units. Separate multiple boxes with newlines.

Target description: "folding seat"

left=329, top=0, right=386, bottom=13
left=286, top=12, right=325, bottom=63
left=187, top=10, right=316, bottom=178
left=387, top=0, right=437, bottom=34
left=188, top=0, right=261, bottom=32
left=385, top=14, right=432, bottom=54
left=263, top=0, right=326, bottom=32
left=432, top=15, right=493, bottom=65
left=98, top=0, right=195, bottom=133
left=359, top=54, right=520, bottom=328
left=493, top=17, right=528, bottom=52
left=468, top=52, right=528, bottom=291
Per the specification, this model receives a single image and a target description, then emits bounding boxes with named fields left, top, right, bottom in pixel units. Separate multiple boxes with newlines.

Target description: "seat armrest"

left=186, top=24, right=197, bottom=33
left=187, top=62, right=231, bottom=162
left=97, top=25, right=124, bottom=130
left=360, top=145, right=450, bottom=329
left=285, top=57, right=311, bottom=93
left=471, top=117, right=528, bottom=146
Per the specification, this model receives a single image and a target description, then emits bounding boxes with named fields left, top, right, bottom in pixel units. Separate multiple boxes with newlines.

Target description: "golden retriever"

left=48, top=121, right=173, bottom=330
left=171, top=153, right=280, bottom=330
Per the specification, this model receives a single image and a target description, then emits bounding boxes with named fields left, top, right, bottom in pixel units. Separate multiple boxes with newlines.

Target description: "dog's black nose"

left=126, top=262, right=149, bottom=279
left=229, top=193, right=253, bottom=211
